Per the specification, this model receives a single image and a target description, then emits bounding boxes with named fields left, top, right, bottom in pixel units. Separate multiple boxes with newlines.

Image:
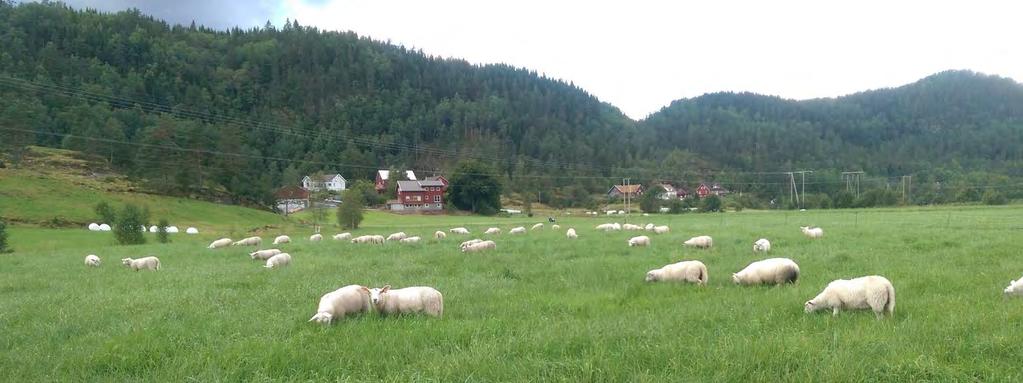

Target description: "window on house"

left=433, top=195, right=440, bottom=203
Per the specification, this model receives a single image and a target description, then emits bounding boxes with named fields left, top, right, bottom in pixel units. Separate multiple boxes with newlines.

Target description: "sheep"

left=732, top=258, right=800, bottom=285
left=1004, top=277, right=1023, bottom=296
left=351, top=235, right=376, bottom=244
left=309, top=285, right=373, bottom=324
left=645, top=223, right=655, bottom=231
left=628, top=235, right=651, bottom=247
left=531, top=223, right=544, bottom=230
left=400, top=236, right=421, bottom=244
left=273, top=235, right=291, bottom=245
left=88, top=223, right=100, bottom=231
left=166, top=226, right=179, bottom=234
left=186, top=227, right=199, bottom=234
left=85, top=254, right=101, bottom=267
left=800, top=226, right=824, bottom=239
left=617, top=210, right=625, bottom=215
left=462, top=240, right=496, bottom=253
left=208, top=238, right=232, bottom=249
left=309, top=234, right=323, bottom=242
left=653, top=226, right=670, bottom=234
left=645, top=260, right=708, bottom=285
left=371, top=235, right=385, bottom=244
left=121, top=256, right=160, bottom=271
left=509, top=226, right=526, bottom=235
left=623, top=223, right=643, bottom=231
left=683, top=235, right=713, bottom=249
left=566, top=228, right=578, bottom=239
left=551, top=224, right=560, bottom=230
left=459, top=239, right=483, bottom=250
left=385, top=232, right=407, bottom=241
left=805, top=275, right=895, bottom=319
left=249, top=249, right=282, bottom=260
left=369, top=285, right=444, bottom=317
left=450, top=227, right=470, bottom=235
left=333, top=233, right=352, bottom=241
left=434, top=231, right=447, bottom=239
left=595, top=223, right=616, bottom=232
left=264, top=253, right=292, bottom=269
left=753, top=238, right=771, bottom=253
left=484, top=227, right=501, bottom=235
left=232, top=236, right=262, bottom=246
left=611, top=223, right=622, bottom=231
left=98, top=224, right=111, bottom=231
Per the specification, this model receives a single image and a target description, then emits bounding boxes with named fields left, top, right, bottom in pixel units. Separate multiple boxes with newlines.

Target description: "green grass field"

left=2, top=206, right=1023, bottom=381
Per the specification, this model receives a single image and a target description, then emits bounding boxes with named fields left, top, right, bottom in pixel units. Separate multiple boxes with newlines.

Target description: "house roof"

left=377, top=170, right=417, bottom=181
left=275, top=186, right=310, bottom=199
left=397, top=180, right=424, bottom=192
left=658, top=183, right=676, bottom=192
left=425, top=175, right=448, bottom=184
left=306, top=173, right=343, bottom=182
left=418, top=180, right=445, bottom=187
left=610, top=184, right=642, bottom=194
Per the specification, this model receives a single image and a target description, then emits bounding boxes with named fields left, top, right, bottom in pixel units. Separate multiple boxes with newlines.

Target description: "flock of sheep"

left=86, top=223, right=199, bottom=234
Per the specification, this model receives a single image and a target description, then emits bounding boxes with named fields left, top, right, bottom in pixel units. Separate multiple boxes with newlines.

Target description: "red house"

left=390, top=180, right=446, bottom=211
left=375, top=169, right=417, bottom=194
left=696, top=183, right=711, bottom=198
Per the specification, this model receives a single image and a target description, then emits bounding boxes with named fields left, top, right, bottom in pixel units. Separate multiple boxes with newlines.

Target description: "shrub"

left=700, top=195, right=722, bottom=213
left=156, top=218, right=170, bottom=243
left=94, top=201, right=116, bottom=224
left=982, top=190, right=1008, bottom=205
left=113, top=204, right=147, bottom=245
left=337, top=188, right=365, bottom=229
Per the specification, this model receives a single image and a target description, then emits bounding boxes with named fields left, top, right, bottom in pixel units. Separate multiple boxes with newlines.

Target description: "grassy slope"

left=2, top=206, right=1022, bottom=381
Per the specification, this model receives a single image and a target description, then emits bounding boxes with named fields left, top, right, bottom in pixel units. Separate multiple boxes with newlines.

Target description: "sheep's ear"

left=360, top=286, right=370, bottom=293
left=381, top=285, right=390, bottom=292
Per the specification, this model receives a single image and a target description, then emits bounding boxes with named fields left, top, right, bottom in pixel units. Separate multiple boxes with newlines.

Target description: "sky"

left=48, top=0, right=1023, bottom=119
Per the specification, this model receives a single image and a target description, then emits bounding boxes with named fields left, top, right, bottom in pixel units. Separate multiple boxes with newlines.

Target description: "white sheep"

left=264, top=253, right=292, bottom=269
left=309, top=234, right=323, bottom=242
left=617, top=210, right=625, bottom=215
left=459, top=239, right=483, bottom=250
left=186, top=227, right=199, bottom=234
left=85, top=254, right=101, bottom=267
left=369, top=285, right=444, bottom=317
left=121, top=256, right=160, bottom=271
left=566, top=228, right=578, bottom=239
left=753, top=238, right=771, bottom=252
left=166, top=226, right=179, bottom=234
left=611, top=223, right=622, bottom=231
left=88, top=223, right=100, bottom=231
left=462, top=240, right=496, bottom=253
left=551, top=224, right=560, bottom=230
left=386, top=232, right=407, bottom=241
left=683, top=235, right=713, bottom=249
left=333, top=233, right=352, bottom=241
left=351, top=235, right=375, bottom=244
left=249, top=249, right=282, bottom=260
left=98, top=224, right=111, bottom=231
left=531, top=223, right=544, bottom=230
left=232, top=236, right=262, bottom=246
left=805, top=275, right=895, bottom=319
left=645, top=260, right=707, bottom=285
left=400, top=236, right=421, bottom=244
left=509, top=226, right=526, bottom=235
left=628, top=235, right=651, bottom=247
left=484, top=227, right=501, bottom=235
left=309, top=285, right=373, bottom=324
left=208, top=238, right=232, bottom=249
left=623, top=223, right=643, bottom=231
left=595, top=223, right=615, bottom=232
left=732, top=258, right=800, bottom=285
left=273, top=235, right=291, bottom=245
left=645, top=223, right=655, bottom=231
left=434, top=231, right=447, bottom=239
left=801, top=226, right=824, bottom=239
left=450, top=227, right=470, bottom=235
left=653, top=225, right=670, bottom=234
left=370, top=235, right=385, bottom=244
left=1004, top=277, right=1023, bottom=296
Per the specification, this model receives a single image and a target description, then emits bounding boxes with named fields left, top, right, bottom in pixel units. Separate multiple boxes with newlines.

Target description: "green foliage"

left=639, top=185, right=665, bottom=213
left=113, top=204, right=148, bottom=245
left=94, top=201, right=116, bottom=225
left=855, top=189, right=899, bottom=208
left=156, top=218, right=169, bottom=243
left=0, top=217, right=9, bottom=253
left=349, top=180, right=385, bottom=206
left=833, top=191, right=856, bottom=208
left=700, top=195, right=722, bottom=212
left=523, top=198, right=532, bottom=217
left=447, top=160, right=502, bottom=215
left=337, top=188, right=365, bottom=229
left=982, top=190, right=1008, bottom=205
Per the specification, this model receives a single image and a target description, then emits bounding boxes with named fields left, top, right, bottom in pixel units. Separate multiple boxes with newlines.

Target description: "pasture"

left=2, top=206, right=1022, bottom=381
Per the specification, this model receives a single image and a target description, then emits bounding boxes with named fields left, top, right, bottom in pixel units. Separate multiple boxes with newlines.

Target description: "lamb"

left=805, top=275, right=895, bottom=319
left=333, top=233, right=352, bottom=241
left=369, top=285, right=444, bottom=317
left=232, top=236, right=262, bottom=246
left=450, top=227, right=470, bottom=235
left=186, top=227, right=199, bottom=234
left=628, top=235, right=651, bottom=247
left=531, top=223, right=544, bottom=230
left=732, top=258, right=800, bottom=285
left=683, top=235, right=713, bottom=249
left=88, top=223, right=100, bottom=231
left=462, top=240, right=496, bottom=253
left=566, top=228, right=578, bottom=239
left=800, top=226, right=824, bottom=239
left=309, top=285, right=373, bottom=324
left=121, top=256, right=160, bottom=271
left=208, top=238, right=232, bottom=249
left=249, top=249, right=282, bottom=260
left=85, top=254, right=101, bottom=267
left=1004, top=277, right=1023, bottom=296
left=551, top=224, right=560, bottom=230
left=273, top=235, right=291, bottom=245
left=386, top=232, right=407, bottom=241
left=753, top=238, right=771, bottom=252
left=645, top=260, right=707, bottom=285
left=653, top=225, right=670, bottom=234
left=645, top=223, right=655, bottom=231
left=459, top=239, right=483, bottom=250
left=509, top=226, right=526, bottom=235
left=400, top=236, right=421, bottom=244
left=484, top=227, right=501, bottom=235
left=264, top=253, right=292, bottom=269
left=434, top=231, right=446, bottom=239
left=98, top=224, right=111, bottom=231
left=309, top=234, right=323, bottom=242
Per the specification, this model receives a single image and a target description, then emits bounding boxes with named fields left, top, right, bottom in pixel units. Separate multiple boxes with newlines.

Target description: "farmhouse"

left=607, top=184, right=643, bottom=199
left=695, top=182, right=730, bottom=198
left=302, top=173, right=347, bottom=192
left=657, top=183, right=677, bottom=200
left=275, top=186, right=310, bottom=214
left=375, top=169, right=417, bottom=193
left=389, top=179, right=446, bottom=211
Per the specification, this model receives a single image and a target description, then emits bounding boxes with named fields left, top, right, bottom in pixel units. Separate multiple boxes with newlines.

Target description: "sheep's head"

left=731, top=273, right=741, bottom=284
left=121, top=258, right=132, bottom=266
left=369, top=285, right=391, bottom=306
left=804, top=301, right=818, bottom=313
left=645, top=271, right=659, bottom=282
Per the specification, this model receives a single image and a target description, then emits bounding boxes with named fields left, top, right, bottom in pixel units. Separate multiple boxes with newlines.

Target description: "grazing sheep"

left=309, top=234, right=323, bottom=242
left=309, top=285, right=373, bottom=324
left=805, top=275, right=895, bottom=319
left=186, top=227, right=199, bottom=234
left=351, top=235, right=376, bottom=244
left=683, top=235, right=713, bottom=249
left=509, top=226, right=526, bottom=235
left=645, top=223, right=655, bottom=231
left=434, top=231, right=447, bottom=239
left=369, top=285, right=444, bottom=317
left=628, top=235, right=651, bottom=247
left=208, top=238, right=232, bottom=249
left=617, top=210, right=625, bottom=215
left=98, top=224, right=111, bottom=231
left=653, top=225, right=670, bottom=234
left=645, top=260, right=707, bottom=285
left=400, top=236, right=421, bottom=244
left=386, top=232, right=407, bottom=241
left=484, top=227, right=501, bottom=235
left=459, top=239, right=483, bottom=250
left=166, top=226, right=179, bottom=234
left=85, top=254, right=101, bottom=267
left=232, top=236, right=262, bottom=246
left=800, top=226, right=824, bottom=239
left=273, top=235, right=291, bottom=245
left=566, top=228, right=578, bottom=239
left=623, top=223, right=643, bottom=231
left=551, top=224, right=560, bottom=230
left=462, top=240, right=496, bottom=253
left=1004, top=277, right=1023, bottom=296
left=249, top=249, right=282, bottom=260
left=450, top=227, right=470, bottom=235
left=88, top=223, right=100, bottom=231
left=370, top=235, right=385, bottom=244
left=753, top=238, right=771, bottom=252
left=121, top=256, right=160, bottom=271
left=333, top=233, right=352, bottom=241
left=595, top=223, right=616, bottom=232
left=531, top=223, right=544, bottom=230
left=264, top=253, right=292, bottom=269
left=732, top=258, right=800, bottom=285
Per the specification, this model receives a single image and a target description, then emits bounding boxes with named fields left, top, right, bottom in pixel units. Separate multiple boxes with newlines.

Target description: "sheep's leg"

left=831, top=308, right=839, bottom=316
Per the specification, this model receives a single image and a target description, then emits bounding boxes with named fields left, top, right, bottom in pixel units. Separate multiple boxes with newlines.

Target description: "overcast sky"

left=49, top=0, right=1023, bottom=119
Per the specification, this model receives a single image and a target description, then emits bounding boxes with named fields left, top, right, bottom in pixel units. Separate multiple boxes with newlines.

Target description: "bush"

left=337, top=188, right=365, bottom=229
left=833, top=191, right=855, bottom=208
left=156, top=218, right=170, bottom=243
left=114, top=204, right=148, bottom=245
left=982, top=190, right=1008, bottom=205
left=700, top=195, right=722, bottom=213
left=0, top=217, right=10, bottom=253
left=668, top=199, right=686, bottom=214
left=94, top=201, right=116, bottom=225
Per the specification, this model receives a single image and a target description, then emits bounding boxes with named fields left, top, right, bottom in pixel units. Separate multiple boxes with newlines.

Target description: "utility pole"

left=842, top=171, right=864, bottom=197
left=901, top=175, right=913, bottom=204
left=787, top=170, right=813, bottom=209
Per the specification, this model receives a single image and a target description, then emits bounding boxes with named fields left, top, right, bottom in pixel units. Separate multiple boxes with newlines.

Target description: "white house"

left=302, top=173, right=347, bottom=192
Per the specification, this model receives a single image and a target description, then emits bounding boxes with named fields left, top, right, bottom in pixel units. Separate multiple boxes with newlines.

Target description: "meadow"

left=2, top=206, right=1023, bottom=381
